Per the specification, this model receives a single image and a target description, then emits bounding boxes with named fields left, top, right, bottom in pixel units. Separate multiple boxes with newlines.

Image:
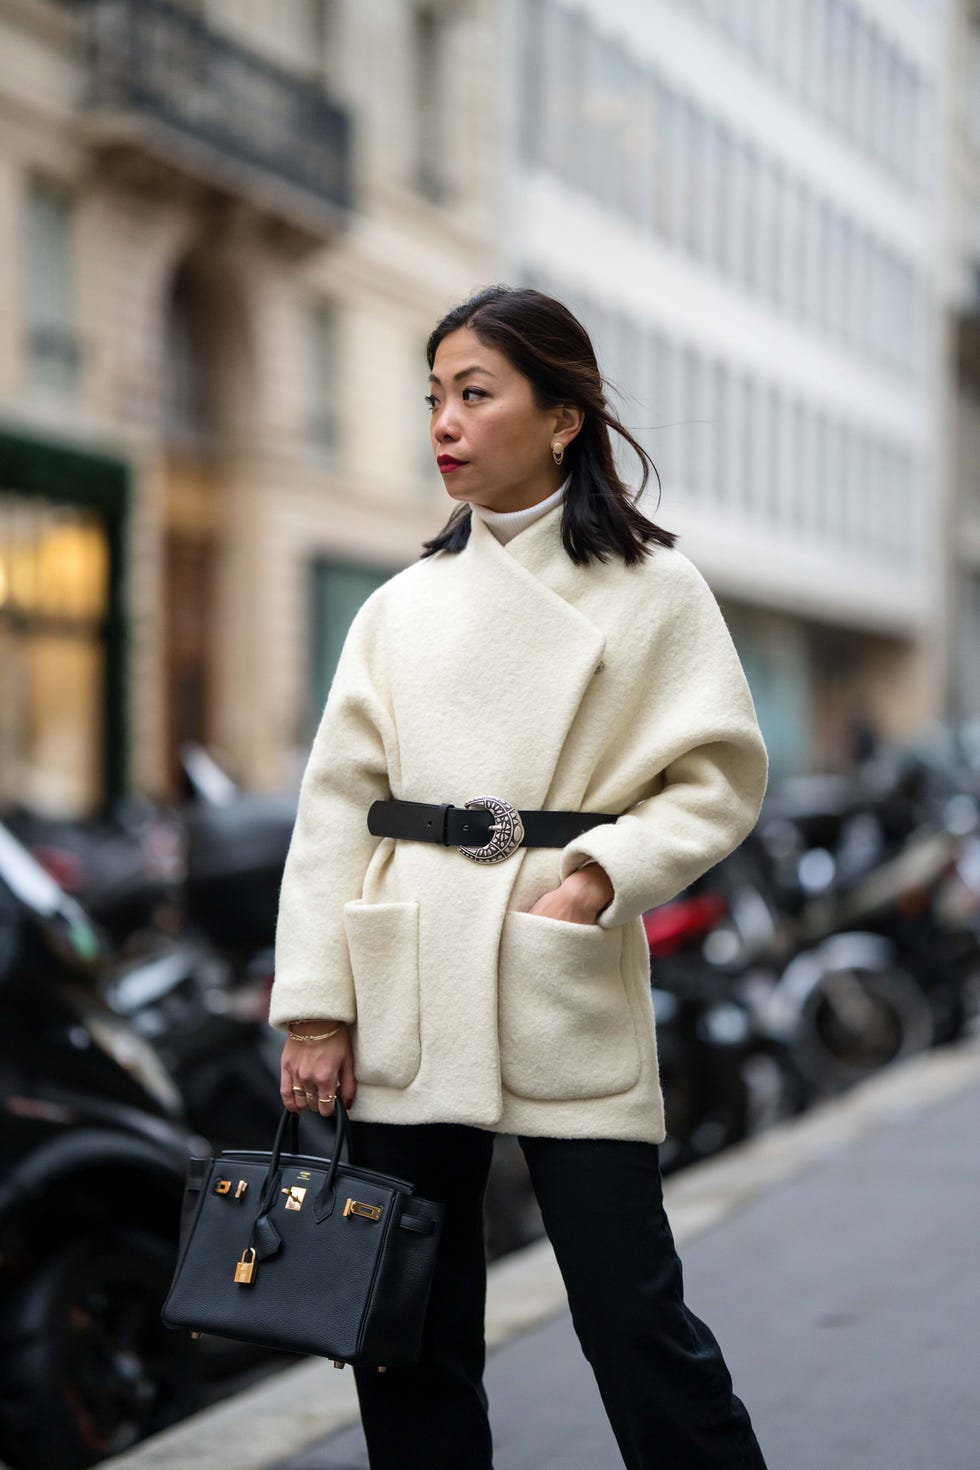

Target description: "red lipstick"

left=437, top=455, right=466, bottom=474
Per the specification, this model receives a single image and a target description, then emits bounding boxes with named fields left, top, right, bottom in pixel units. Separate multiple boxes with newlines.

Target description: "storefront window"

left=0, top=496, right=108, bottom=816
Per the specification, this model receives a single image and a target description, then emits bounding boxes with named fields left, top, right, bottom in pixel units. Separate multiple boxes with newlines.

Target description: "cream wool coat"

left=270, top=501, right=768, bottom=1144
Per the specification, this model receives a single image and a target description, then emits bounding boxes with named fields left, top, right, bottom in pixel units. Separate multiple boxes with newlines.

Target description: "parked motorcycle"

left=0, top=822, right=201, bottom=1470
left=645, top=882, right=810, bottom=1173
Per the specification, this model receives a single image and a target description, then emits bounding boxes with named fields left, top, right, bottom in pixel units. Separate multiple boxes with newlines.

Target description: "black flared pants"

left=349, top=1120, right=768, bottom=1470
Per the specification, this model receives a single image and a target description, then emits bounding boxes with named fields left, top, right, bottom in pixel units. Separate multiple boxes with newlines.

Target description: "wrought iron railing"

left=84, top=0, right=352, bottom=216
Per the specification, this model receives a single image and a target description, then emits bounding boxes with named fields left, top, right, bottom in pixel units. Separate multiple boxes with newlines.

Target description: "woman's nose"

left=432, top=404, right=460, bottom=442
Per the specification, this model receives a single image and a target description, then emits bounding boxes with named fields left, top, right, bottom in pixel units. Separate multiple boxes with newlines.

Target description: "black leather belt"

left=367, top=796, right=619, bottom=866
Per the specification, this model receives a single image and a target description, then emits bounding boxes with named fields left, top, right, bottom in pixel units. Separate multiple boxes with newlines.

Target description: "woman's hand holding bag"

left=280, top=1019, right=357, bottom=1118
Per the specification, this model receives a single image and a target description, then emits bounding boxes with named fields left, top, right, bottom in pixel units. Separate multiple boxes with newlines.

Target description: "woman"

left=270, top=286, right=770, bottom=1469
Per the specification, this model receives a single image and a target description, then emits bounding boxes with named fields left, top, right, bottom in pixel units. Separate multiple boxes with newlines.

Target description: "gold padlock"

left=234, top=1247, right=257, bottom=1285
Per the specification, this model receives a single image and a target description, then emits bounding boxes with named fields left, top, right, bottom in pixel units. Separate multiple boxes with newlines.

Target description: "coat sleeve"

left=557, top=555, right=768, bottom=929
left=268, top=593, right=395, bottom=1030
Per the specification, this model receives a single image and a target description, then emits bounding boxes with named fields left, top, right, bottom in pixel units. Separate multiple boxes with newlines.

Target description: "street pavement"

left=275, top=1068, right=980, bottom=1470
left=102, top=1033, right=980, bottom=1470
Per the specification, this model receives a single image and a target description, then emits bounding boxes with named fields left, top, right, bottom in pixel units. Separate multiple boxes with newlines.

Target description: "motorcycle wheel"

left=795, top=964, right=933, bottom=1092
left=0, top=1228, right=199, bottom=1470
left=656, top=1029, right=749, bottom=1175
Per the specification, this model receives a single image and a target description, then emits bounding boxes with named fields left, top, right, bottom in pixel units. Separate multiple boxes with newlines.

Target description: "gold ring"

left=321, top=1093, right=337, bottom=1103
left=291, top=1086, right=305, bottom=1094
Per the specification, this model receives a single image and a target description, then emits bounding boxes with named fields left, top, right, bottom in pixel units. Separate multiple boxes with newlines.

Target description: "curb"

left=101, top=1031, right=980, bottom=1470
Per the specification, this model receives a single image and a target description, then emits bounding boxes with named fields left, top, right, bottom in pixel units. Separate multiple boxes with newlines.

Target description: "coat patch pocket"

left=343, top=900, right=421, bottom=1088
left=497, top=911, right=641, bottom=1101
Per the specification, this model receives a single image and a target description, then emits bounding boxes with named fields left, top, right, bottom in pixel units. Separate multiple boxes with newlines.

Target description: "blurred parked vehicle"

left=644, top=890, right=810, bottom=1174
left=0, top=822, right=200, bottom=1470
left=647, top=740, right=980, bottom=1163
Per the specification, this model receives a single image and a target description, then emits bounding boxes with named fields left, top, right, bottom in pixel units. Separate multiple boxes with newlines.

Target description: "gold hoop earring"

left=551, top=441, right=565, bottom=467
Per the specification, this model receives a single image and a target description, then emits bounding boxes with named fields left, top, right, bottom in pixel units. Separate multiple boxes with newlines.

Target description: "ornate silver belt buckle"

left=457, top=796, right=525, bottom=863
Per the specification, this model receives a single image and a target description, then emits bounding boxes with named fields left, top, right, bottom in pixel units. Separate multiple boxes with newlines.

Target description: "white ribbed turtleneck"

left=469, top=476, right=569, bottom=545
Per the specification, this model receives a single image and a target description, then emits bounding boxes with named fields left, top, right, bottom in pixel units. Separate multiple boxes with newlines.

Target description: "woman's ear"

left=552, top=403, right=585, bottom=447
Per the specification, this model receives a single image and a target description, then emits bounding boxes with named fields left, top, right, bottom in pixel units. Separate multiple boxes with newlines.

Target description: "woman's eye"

left=462, top=387, right=486, bottom=403
left=423, top=394, right=438, bottom=409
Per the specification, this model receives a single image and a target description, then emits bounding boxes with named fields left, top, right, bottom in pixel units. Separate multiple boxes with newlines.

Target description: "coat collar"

left=423, top=503, right=607, bottom=808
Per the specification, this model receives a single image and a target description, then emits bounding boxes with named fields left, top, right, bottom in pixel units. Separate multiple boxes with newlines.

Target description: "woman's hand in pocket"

left=527, top=864, right=614, bottom=925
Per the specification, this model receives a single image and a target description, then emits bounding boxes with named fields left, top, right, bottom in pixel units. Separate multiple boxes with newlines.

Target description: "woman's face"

left=427, top=327, right=579, bottom=512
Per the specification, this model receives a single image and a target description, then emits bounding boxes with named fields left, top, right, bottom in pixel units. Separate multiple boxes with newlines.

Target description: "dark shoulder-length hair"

left=419, top=285, right=675, bottom=566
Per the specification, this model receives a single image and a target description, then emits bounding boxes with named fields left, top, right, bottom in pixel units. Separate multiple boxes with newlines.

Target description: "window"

left=625, top=56, right=654, bottom=232
left=868, top=27, right=890, bottom=168
left=839, top=421, right=858, bottom=546
left=780, top=0, right=805, bottom=92
left=703, top=358, right=724, bottom=502
left=855, top=433, right=875, bottom=551
left=700, top=114, right=723, bottom=268
left=812, top=410, right=830, bottom=540
left=646, top=329, right=669, bottom=470
left=542, top=2, right=579, bottom=183
left=729, top=139, right=754, bottom=286
left=649, top=72, right=670, bottom=237
left=686, top=346, right=706, bottom=496
left=309, top=300, right=341, bottom=455
left=519, top=0, right=545, bottom=164
left=840, top=218, right=857, bottom=349
left=800, top=0, right=822, bottom=110
left=728, top=371, right=750, bottom=510
left=715, top=124, right=735, bottom=277
left=685, top=101, right=707, bottom=258
left=303, top=0, right=339, bottom=86
left=0, top=495, right=108, bottom=815
left=760, top=383, right=779, bottom=520
left=966, top=21, right=980, bottom=155
left=675, top=342, right=696, bottom=492
left=310, top=559, right=392, bottom=734
left=826, top=0, right=851, bottom=132
left=790, top=399, right=808, bottom=531
left=664, top=91, right=692, bottom=249
left=774, top=387, right=792, bottom=527
left=851, top=13, right=873, bottom=153
left=23, top=176, right=80, bottom=396
left=720, top=363, right=739, bottom=507
left=825, top=207, right=846, bottom=341
left=854, top=228, right=875, bottom=354
left=753, top=157, right=776, bottom=302
left=412, top=5, right=449, bottom=200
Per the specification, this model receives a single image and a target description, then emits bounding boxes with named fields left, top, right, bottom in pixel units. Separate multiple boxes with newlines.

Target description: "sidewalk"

left=103, top=1033, right=980, bottom=1470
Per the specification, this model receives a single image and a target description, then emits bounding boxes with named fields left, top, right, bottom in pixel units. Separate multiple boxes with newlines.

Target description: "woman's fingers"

left=281, top=1035, right=356, bottom=1117
left=339, top=1051, right=357, bottom=1109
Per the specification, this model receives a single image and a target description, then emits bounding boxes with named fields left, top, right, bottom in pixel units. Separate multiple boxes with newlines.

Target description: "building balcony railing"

left=83, top=0, right=352, bottom=241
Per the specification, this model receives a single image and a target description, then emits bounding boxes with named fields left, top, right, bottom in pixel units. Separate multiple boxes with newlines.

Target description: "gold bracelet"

left=287, top=1024, right=341, bottom=1043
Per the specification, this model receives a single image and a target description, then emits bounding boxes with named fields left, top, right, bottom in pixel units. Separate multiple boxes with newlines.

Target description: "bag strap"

left=311, top=1096, right=352, bottom=1221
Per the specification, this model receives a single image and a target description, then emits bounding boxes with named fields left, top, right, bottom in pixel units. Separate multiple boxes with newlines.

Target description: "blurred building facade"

left=505, top=0, right=954, bottom=773
left=0, top=0, right=496, bottom=811
left=0, top=0, right=974, bottom=815
left=947, top=0, right=980, bottom=724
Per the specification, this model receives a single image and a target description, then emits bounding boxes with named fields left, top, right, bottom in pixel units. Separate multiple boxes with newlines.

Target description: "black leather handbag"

left=161, top=1099, right=444, bottom=1369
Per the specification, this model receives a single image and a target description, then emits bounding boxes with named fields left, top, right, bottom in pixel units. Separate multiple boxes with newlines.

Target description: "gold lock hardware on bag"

left=214, top=1178, right=232, bottom=1195
left=281, top=1186, right=307, bottom=1211
left=343, top=1198, right=382, bottom=1221
left=234, top=1247, right=257, bottom=1285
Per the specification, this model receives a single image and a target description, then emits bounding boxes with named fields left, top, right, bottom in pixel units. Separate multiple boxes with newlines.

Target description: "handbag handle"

left=254, top=1100, right=353, bottom=1241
